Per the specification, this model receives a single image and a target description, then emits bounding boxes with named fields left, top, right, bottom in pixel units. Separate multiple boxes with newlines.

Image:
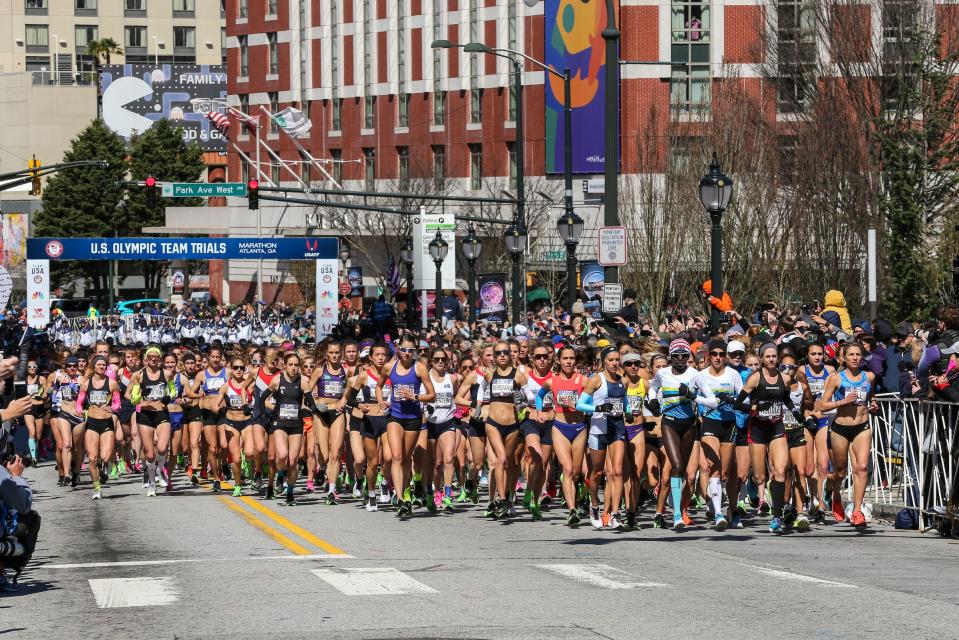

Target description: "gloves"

left=647, top=399, right=661, bottom=416
left=242, top=405, right=253, bottom=416
left=678, top=384, right=696, bottom=400
left=716, top=392, right=736, bottom=405
left=755, top=400, right=774, bottom=412
left=804, top=416, right=819, bottom=431
left=596, top=403, right=613, bottom=413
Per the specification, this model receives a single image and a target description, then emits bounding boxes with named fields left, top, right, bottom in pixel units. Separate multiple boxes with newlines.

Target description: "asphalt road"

left=6, top=463, right=959, bottom=640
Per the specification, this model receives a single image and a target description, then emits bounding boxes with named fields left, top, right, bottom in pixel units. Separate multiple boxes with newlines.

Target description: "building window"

left=75, top=0, right=97, bottom=13
left=397, top=0, right=406, bottom=92
left=469, top=0, right=478, bottom=80
left=330, top=149, right=343, bottom=184
left=125, top=0, right=145, bottom=9
left=173, top=26, right=195, bottom=51
left=507, top=143, right=517, bottom=190
left=238, top=36, right=248, bottom=76
left=267, top=0, right=279, bottom=15
left=508, top=82, right=517, bottom=122
left=508, top=0, right=517, bottom=50
left=238, top=0, right=247, bottom=19
left=300, top=150, right=312, bottom=184
left=363, top=148, right=375, bottom=190
left=331, top=98, right=342, bottom=130
left=271, top=161, right=281, bottom=186
left=25, top=25, right=49, bottom=51
left=670, top=0, right=710, bottom=117
left=397, top=147, right=409, bottom=189
left=432, top=145, right=445, bottom=188
left=26, top=0, right=48, bottom=14
left=239, top=93, right=250, bottom=117
left=267, top=32, right=278, bottom=75
left=671, top=0, right=709, bottom=42
left=269, top=92, right=279, bottom=133
left=364, top=96, right=375, bottom=129
left=469, top=144, right=482, bottom=191
left=777, top=136, right=798, bottom=184
left=221, top=28, right=226, bottom=62
left=433, top=91, right=445, bottom=125
left=172, top=0, right=195, bottom=15
left=667, top=138, right=694, bottom=172
left=777, top=0, right=815, bottom=114
left=470, top=88, right=483, bottom=124
left=125, top=26, right=146, bottom=49
left=241, top=159, right=250, bottom=184
left=363, top=0, right=372, bottom=87
left=882, top=1, right=919, bottom=113
left=398, top=94, right=409, bottom=127
left=75, top=25, right=98, bottom=49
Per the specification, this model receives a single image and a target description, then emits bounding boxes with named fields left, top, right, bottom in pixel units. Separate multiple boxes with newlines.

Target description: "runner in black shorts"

left=263, top=351, right=311, bottom=505
left=126, top=346, right=174, bottom=497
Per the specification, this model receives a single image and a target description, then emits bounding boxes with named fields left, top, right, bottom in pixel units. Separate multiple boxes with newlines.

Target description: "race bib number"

left=383, top=385, right=392, bottom=402
left=808, top=379, right=825, bottom=396
left=147, top=386, right=164, bottom=400
left=854, top=387, right=868, bottom=406
left=541, top=392, right=554, bottom=410
left=627, top=395, right=643, bottom=414
left=27, top=383, right=39, bottom=396
left=89, top=390, right=109, bottom=406
left=607, top=398, right=624, bottom=416
left=228, top=394, right=245, bottom=409
left=207, top=378, right=225, bottom=391
left=556, top=390, right=577, bottom=407
left=491, top=379, right=513, bottom=397
left=394, top=384, right=415, bottom=401
left=278, top=403, right=299, bottom=419
left=323, top=379, right=344, bottom=398
left=434, top=392, right=453, bottom=409
left=758, top=402, right=782, bottom=419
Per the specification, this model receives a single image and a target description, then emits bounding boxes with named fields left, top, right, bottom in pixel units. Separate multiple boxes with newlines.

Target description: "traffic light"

left=247, top=179, right=259, bottom=210
left=29, top=157, right=42, bottom=196
left=145, top=175, right=157, bottom=208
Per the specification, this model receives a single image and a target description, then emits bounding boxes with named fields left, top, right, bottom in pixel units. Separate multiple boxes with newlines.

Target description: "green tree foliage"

left=128, top=118, right=206, bottom=295
left=35, top=120, right=127, bottom=298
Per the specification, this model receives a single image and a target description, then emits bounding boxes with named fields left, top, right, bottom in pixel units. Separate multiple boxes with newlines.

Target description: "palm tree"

left=85, top=38, right=123, bottom=118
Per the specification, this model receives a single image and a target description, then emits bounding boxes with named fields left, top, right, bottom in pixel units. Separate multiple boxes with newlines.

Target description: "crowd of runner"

left=9, top=289, right=959, bottom=534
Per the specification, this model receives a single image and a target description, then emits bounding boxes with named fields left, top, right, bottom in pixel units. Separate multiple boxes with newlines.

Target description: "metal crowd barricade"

left=866, top=397, right=958, bottom=532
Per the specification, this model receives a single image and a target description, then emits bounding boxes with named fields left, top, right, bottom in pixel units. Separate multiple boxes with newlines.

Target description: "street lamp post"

left=504, top=223, right=528, bottom=326
left=602, top=0, right=621, bottom=286
left=698, top=152, right=734, bottom=334
left=556, top=211, right=585, bottom=311
left=428, top=230, right=449, bottom=327
left=400, top=238, right=415, bottom=330
left=462, top=225, right=483, bottom=326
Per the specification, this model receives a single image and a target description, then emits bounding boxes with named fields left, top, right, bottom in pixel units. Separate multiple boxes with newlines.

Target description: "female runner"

left=348, top=343, right=392, bottom=511
left=796, top=342, right=835, bottom=521
left=249, top=348, right=277, bottom=495
left=621, top=351, right=647, bottom=530
left=816, top=342, right=876, bottom=527
left=780, top=353, right=811, bottom=530
left=425, top=347, right=460, bottom=512
left=483, top=340, right=527, bottom=520
left=126, top=347, right=174, bottom=497
left=50, top=356, right=83, bottom=487
left=214, top=354, right=254, bottom=497
left=377, top=335, right=436, bottom=520
left=195, top=346, right=228, bottom=491
left=263, top=351, right=312, bottom=505
left=454, top=343, right=494, bottom=504
left=24, top=361, right=46, bottom=466
left=310, top=342, right=349, bottom=504
left=79, top=356, right=120, bottom=500
left=520, top=341, right=554, bottom=520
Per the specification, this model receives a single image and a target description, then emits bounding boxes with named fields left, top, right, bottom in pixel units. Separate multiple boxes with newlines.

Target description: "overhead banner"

left=100, top=64, right=228, bottom=151
left=347, top=266, right=363, bottom=297
left=26, top=260, right=49, bottom=329
left=544, top=0, right=620, bottom=174
left=580, top=260, right=605, bottom=302
left=413, top=209, right=456, bottom=291
left=478, top=273, right=507, bottom=321
left=315, top=259, right=339, bottom=340
left=28, top=237, right=338, bottom=261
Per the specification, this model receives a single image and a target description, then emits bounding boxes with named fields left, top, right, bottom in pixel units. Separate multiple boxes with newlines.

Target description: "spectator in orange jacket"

left=701, top=280, right=734, bottom=313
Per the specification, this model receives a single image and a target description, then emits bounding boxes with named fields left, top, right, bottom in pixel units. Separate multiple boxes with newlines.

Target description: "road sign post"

left=160, top=182, right=249, bottom=198
left=598, top=226, right=628, bottom=267
left=602, top=283, right=623, bottom=314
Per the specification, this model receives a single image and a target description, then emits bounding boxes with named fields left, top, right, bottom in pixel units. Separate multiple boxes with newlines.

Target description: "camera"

left=0, top=442, right=31, bottom=469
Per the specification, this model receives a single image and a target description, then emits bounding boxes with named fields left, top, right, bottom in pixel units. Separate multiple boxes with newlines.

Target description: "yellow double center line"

left=210, top=482, right=348, bottom=556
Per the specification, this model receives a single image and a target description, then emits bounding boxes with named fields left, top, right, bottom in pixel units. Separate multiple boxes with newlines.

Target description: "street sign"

left=338, top=281, right=351, bottom=295
left=602, top=283, right=623, bottom=314
left=598, top=226, right=628, bottom=266
left=413, top=208, right=456, bottom=290
left=160, top=182, right=248, bottom=198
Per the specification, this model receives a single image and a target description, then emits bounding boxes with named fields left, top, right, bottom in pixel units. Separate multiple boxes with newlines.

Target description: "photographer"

left=0, top=444, right=40, bottom=592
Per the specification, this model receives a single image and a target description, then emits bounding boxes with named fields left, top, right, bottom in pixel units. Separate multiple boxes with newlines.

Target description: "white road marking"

left=534, top=564, right=669, bottom=589
left=88, top=577, right=179, bottom=608
left=742, top=564, right=857, bottom=588
left=43, top=553, right=353, bottom=570
left=310, top=567, right=438, bottom=595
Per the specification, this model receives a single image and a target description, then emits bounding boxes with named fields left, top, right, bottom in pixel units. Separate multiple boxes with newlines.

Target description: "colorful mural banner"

left=478, top=273, right=507, bottom=320
left=580, top=261, right=605, bottom=302
left=544, top=0, right=620, bottom=175
left=347, top=266, right=363, bottom=297
left=2, top=213, right=28, bottom=278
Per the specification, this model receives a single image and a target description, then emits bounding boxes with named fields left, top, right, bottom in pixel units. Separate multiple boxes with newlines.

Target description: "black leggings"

left=661, top=417, right=698, bottom=478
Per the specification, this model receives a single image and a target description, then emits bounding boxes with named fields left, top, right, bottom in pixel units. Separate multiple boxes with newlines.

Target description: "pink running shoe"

left=434, top=490, right=442, bottom=508
left=305, top=480, right=315, bottom=493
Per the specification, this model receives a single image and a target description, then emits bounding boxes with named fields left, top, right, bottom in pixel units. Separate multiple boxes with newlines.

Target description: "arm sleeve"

left=695, top=379, right=719, bottom=409
left=129, top=384, right=142, bottom=404
left=535, top=386, right=549, bottom=411
left=575, top=392, right=596, bottom=414
left=111, top=391, right=122, bottom=411
left=733, top=389, right=752, bottom=412
left=76, top=388, right=87, bottom=410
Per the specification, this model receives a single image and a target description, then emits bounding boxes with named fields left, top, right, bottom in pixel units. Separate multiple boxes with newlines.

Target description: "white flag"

left=272, top=107, right=312, bottom=139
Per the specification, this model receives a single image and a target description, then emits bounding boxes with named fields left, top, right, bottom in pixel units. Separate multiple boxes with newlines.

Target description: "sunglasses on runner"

left=728, top=351, right=745, bottom=358
left=671, top=353, right=690, bottom=359
left=778, top=364, right=798, bottom=372
left=398, top=347, right=416, bottom=354
left=495, top=349, right=510, bottom=356
left=623, top=361, right=640, bottom=367
left=532, top=353, right=550, bottom=360
left=710, top=350, right=726, bottom=357
left=251, top=360, right=262, bottom=366
left=432, top=357, right=447, bottom=363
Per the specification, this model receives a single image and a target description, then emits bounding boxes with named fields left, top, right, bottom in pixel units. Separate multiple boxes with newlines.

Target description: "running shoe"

left=57, top=475, right=65, bottom=487
left=735, top=500, right=748, bottom=517
left=714, top=514, right=729, bottom=531
left=682, top=511, right=693, bottom=526
left=92, top=485, right=102, bottom=500
left=783, top=507, right=797, bottom=529
left=212, top=480, right=221, bottom=493
left=832, top=499, right=846, bottom=523
left=352, top=481, right=364, bottom=499
left=265, top=485, right=275, bottom=500
left=232, top=485, right=242, bottom=497
left=146, top=485, right=157, bottom=498
left=508, top=503, right=517, bottom=518
left=142, top=470, right=149, bottom=488
left=653, top=513, right=665, bottom=529
left=378, top=489, right=392, bottom=505
left=795, top=513, right=811, bottom=531
left=850, top=510, right=867, bottom=527
left=426, top=494, right=438, bottom=514
left=590, top=506, right=602, bottom=530
left=241, top=455, right=253, bottom=480
left=399, top=501, right=413, bottom=521
left=479, top=472, right=489, bottom=487
left=731, top=516, right=744, bottom=529
left=692, top=494, right=706, bottom=512
left=326, top=491, right=339, bottom=505
left=108, top=464, right=120, bottom=481
left=484, top=502, right=496, bottom=518
left=70, top=472, right=80, bottom=488
left=305, top=480, right=315, bottom=493
left=530, top=500, right=542, bottom=521
left=809, top=498, right=821, bottom=518
left=768, top=517, right=783, bottom=534
left=746, top=478, right=759, bottom=507
left=190, top=472, right=199, bottom=486
left=455, top=488, right=469, bottom=503
left=523, top=488, right=533, bottom=511
left=442, top=496, right=454, bottom=513
left=119, top=459, right=129, bottom=475
left=253, top=474, right=263, bottom=493
left=625, top=510, right=636, bottom=530
left=366, top=496, right=378, bottom=512
left=567, top=509, right=581, bottom=528
left=285, top=490, right=296, bottom=506
left=608, top=513, right=624, bottom=530
left=494, top=500, right=509, bottom=520
left=672, top=515, right=685, bottom=531
left=541, top=494, right=553, bottom=508
left=470, top=483, right=479, bottom=504
left=434, top=490, right=443, bottom=509
left=758, top=501, right=770, bottom=516
left=156, top=469, right=169, bottom=489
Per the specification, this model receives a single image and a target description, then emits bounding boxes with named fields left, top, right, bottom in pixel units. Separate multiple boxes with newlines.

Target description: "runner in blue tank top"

left=795, top=342, right=835, bottom=523
left=376, top=335, right=435, bottom=520
left=307, top=342, right=350, bottom=504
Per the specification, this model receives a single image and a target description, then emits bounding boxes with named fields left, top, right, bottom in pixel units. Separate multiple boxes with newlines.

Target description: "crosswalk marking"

left=310, top=567, right=438, bottom=595
left=742, top=564, right=858, bottom=588
left=534, top=564, right=670, bottom=589
left=88, top=577, right=179, bottom=608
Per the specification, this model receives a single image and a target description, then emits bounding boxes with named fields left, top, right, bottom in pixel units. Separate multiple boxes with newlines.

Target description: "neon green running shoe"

left=109, top=464, right=120, bottom=481
left=530, top=500, right=542, bottom=521
left=523, top=488, right=533, bottom=510
left=442, top=496, right=454, bottom=512
left=456, top=488, right=468, bottom=503
left=232, top=484, right=242, bottom=497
